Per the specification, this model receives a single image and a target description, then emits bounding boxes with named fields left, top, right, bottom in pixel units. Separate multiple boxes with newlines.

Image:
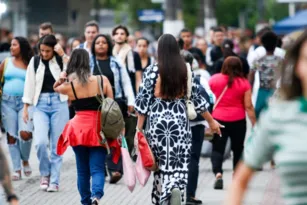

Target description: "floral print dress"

left=135, top=65, right=207, bottom=204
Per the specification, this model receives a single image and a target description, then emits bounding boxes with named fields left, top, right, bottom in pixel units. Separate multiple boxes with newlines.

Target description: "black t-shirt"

left=93, top=58, right=114, bottom=87
left=210, top=46, right=223, bottom=63
left=41, top=59, right=56, bottom=93
left=213, top=55, right=250, bottom=77
left=93, top=58, right=116, bottom=95
left=127, top=51, right=142, bottom=95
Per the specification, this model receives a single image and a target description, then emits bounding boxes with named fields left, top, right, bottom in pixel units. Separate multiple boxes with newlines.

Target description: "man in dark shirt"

left=179, top=28, right=205, bottom=66
left=206, top=27, right=225, bottom=74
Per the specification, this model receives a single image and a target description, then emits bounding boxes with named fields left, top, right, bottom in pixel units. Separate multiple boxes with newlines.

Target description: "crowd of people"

left=0, top=18, right=306, bottom=205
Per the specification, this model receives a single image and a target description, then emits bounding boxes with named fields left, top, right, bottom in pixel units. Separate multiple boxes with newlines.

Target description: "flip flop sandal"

left=12, top=172, right=21, bottom=181
left=23, top=165, right=32, bottom=177
left=109, top=171, right=122, bottom=184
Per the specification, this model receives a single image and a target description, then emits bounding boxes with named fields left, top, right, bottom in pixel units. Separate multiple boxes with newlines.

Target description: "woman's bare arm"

left=225, top=162, right=254, bottom=205
left=244, top=90, right=256, bottom=126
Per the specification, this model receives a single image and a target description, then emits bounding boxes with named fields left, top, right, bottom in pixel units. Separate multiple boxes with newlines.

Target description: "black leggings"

left=211, top=119, right=246, bottom=175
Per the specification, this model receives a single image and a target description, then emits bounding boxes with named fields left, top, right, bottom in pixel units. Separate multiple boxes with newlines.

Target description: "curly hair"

left=13, top=37, right=34, bottom=65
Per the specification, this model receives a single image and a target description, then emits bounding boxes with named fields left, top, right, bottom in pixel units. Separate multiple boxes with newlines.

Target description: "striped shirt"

left=244, top=98, right=307, bottom=205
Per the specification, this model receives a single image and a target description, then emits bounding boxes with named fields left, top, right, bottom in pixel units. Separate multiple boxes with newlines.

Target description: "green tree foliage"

left=98, top=0, right=289, bottom=31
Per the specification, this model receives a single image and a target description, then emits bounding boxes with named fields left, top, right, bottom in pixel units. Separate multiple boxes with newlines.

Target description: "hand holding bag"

left=137, top=131, right=158, bottom=171
left=121, top=136, right=136, bottom=192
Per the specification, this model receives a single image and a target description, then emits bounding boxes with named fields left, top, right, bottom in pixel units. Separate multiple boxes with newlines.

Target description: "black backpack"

left=33, top=55, right=63, bottom=72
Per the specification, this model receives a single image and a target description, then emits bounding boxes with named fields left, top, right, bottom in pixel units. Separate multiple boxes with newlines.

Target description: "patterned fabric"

left=135, top=65, right=207, bottom=204
left=251, top=55, right=283, bottom=89
left=244, top=99, right=307, bottom=205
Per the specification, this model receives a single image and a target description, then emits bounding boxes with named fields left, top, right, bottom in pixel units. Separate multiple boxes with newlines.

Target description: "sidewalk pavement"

left=0, top=135, right=283, bottom=205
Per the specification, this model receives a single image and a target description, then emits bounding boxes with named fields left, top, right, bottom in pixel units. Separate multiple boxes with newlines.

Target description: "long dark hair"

left=279, top=31, right=307, bottom=100
left=157, top=34, right=187, bottom=99
left=66, top=49, right=91, bottom=85
left=222, top=39, right=235, bottom=58
left=221, top=56, right=244, bottom=87
left=14, top=37, right=34, bottom=65
left=91, top=34, right=113, bottom=57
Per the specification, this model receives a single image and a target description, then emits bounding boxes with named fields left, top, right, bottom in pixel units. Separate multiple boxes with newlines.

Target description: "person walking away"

left=55, top=49, right=117, bottom=205
left=135, top=34, right=223, bottom=205
left=227, top=30, right=307, bottom=205
left=209, top=56, right=256, bottom=190
left=0, top=37, right=34, bottom=181
left=22, top=34, right=69, bottom=192
left=249, top=31, right=283, bottom=119
left=91, top=34, right=135, bottom=183
left=0, top=145, right=19, bottom=205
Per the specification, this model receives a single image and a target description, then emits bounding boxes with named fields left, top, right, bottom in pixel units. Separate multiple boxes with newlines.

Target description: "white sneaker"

left=47, top=184, right=59, bottom=192
left=40, top=176, right=49, bottom=191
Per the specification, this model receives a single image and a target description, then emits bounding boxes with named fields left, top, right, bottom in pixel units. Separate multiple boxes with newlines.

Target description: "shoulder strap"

left=70, top=81, right=78, bottom=100
left=1, top=58, right=9, bottom=83
left=34, top=55, right=40, bottom=73
left=186, top=63, right=192, bottom=99
left=97, top=75, right=105, bottom=100
left=55, top=55, right=63, bottom=71
left=213, top=85, right=228, bottom=110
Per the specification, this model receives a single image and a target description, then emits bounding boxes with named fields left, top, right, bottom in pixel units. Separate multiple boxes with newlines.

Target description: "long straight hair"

left=157, top=34, right=187, bottom=100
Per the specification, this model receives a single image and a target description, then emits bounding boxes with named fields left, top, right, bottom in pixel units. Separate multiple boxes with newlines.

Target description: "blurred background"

left=0, top=0, right=306, bottom=52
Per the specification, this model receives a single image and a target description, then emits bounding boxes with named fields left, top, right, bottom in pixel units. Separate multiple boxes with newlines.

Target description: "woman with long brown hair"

left=209, top=56, right=256, bottom=190
left=135, top=34, right=222, bottom=205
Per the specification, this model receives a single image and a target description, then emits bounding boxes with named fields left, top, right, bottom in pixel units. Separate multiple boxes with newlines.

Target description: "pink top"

left=209, top=74, right=251, bottom=122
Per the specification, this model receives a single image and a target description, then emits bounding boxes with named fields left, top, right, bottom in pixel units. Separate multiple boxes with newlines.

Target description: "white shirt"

left=23, top=56, right=68, bottom=106
left=247, top=46, right=286, bottom=67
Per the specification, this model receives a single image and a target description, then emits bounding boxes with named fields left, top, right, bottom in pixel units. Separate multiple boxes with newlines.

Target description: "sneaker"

left=47, top=184, right=59, bottom=192
left=91, top=198, right=99, bottom=205
left=213, top=178, right=223, bottom=190
left=170, top=188, right=181, bottom=205
left=40, top=176, right=50, bottom=191
left=186, top=197, right=202, bottom=205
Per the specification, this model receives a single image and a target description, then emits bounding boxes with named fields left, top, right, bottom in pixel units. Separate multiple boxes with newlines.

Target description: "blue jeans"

left=1, top=94, right=34, bottom=172
left=73, top=146, right=107, bottom=205
left=33, top=93, right=69, bottom=185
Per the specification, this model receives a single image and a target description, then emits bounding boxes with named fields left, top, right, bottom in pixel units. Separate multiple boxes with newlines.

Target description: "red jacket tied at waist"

left=57, top=111, right=121, bottom=164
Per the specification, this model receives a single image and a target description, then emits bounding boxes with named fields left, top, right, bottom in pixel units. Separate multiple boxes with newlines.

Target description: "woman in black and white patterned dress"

left=135, top=34, right=222, bottom=205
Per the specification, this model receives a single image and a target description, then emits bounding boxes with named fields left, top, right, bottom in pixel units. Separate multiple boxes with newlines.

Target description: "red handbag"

left=137, top=131, right=158, bottom=171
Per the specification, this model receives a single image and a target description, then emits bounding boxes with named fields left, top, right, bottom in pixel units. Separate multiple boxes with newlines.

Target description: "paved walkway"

left=0, top=135, right=283, bottom=205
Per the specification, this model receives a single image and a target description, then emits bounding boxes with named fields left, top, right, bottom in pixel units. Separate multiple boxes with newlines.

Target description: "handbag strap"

left=186, top=63, right=192, bottom=100
left=213, top=85, right=228, bottom=110
left=97, top=75, right=105, bottom=100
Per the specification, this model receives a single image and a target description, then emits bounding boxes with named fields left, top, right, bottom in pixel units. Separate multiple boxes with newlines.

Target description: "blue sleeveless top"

left=3, top=58, right=27, bottom=96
